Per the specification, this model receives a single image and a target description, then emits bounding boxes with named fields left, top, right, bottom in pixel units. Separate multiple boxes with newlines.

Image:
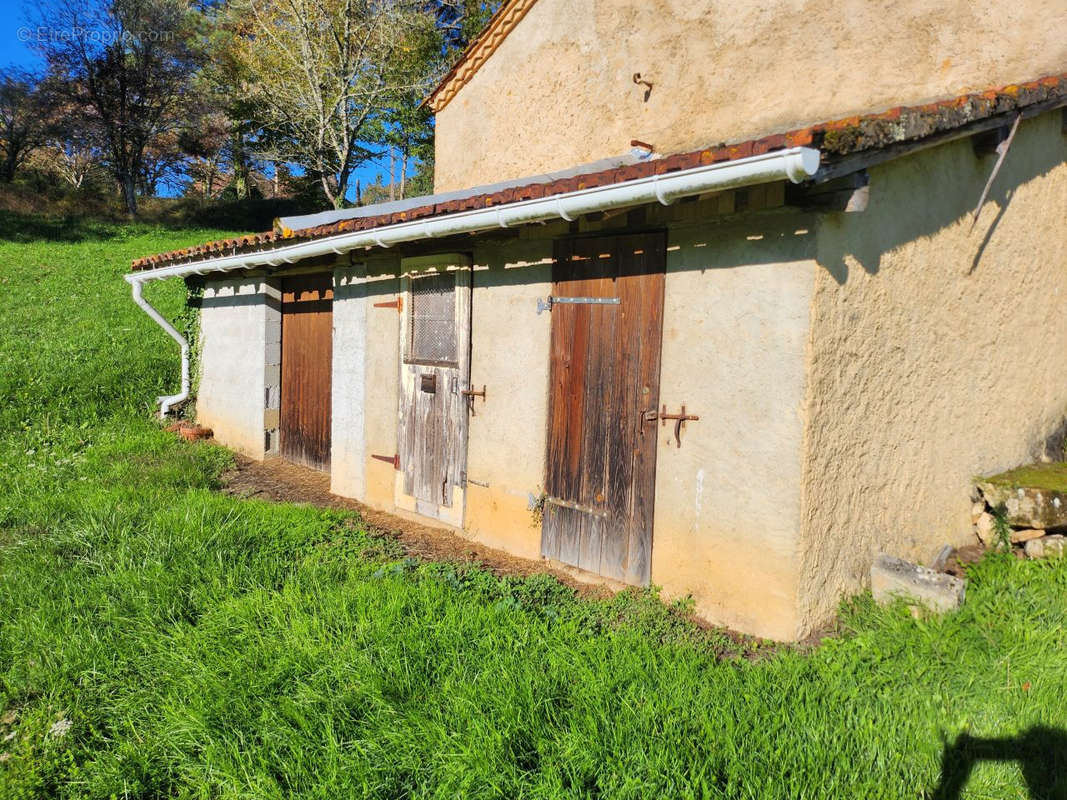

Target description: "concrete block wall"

left=196, top=276, right=279, bottom=458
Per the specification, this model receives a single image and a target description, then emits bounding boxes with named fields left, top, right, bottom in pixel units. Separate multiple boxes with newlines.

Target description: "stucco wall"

left=197, top=276, right=278, bottom=458
left=331, top=263, right=368, bottom=500
left=653, top=216, right=816, bottom=640
left=457, top=213, right=817, bottom=640
left=359, top=257, right=404, bottom=511
left=797, top=111, right=1067, bottom=629
left=463, top=236, right=555, bottom=559
left=434, top=0, right=1067, bottom=190
left=314, top=192, right=816, bottom=639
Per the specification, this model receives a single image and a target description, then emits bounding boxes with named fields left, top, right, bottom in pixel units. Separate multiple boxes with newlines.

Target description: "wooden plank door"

left=280, top=273, right=333, bottom=470
left=541, top=232, right=666, bottom=585
left=398, top=267, right=471, bottom=521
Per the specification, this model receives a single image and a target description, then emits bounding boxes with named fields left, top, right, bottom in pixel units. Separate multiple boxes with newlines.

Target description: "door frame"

left=394, top=253, right=472, bottom=526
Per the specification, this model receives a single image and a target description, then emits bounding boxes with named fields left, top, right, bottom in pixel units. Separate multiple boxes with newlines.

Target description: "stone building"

left=128, top=0, right=1067, bottom=640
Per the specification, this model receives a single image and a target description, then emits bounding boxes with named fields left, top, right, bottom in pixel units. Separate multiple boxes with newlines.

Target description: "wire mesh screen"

left=408, top=272, right=457, bottom=365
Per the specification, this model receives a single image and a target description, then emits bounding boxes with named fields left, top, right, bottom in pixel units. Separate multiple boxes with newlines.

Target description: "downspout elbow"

left=125, top=274, right=190, bottom=418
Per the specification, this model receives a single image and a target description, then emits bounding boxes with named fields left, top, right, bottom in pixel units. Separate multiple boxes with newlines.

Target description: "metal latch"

left=659, top=404, right=700, bottom=448
left=420, top=374, right=436, bottom=393
left=460, top=384, right=486, bottom=400
left=537, top=296, right=620, bottom=314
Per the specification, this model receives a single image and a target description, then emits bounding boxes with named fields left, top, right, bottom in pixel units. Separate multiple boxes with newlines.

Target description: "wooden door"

left=398, top=268, right=471, bottom=520
left=541, top=232, right=666, bottom=585
left=280, top=273, right=333, bottom=470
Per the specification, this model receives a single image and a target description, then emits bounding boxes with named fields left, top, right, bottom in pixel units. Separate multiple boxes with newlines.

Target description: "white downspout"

left=125, top=274, right=190, bottom=417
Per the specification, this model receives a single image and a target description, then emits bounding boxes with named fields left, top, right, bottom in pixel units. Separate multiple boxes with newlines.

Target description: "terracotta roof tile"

left=131, top=72, right=1067, bottom=272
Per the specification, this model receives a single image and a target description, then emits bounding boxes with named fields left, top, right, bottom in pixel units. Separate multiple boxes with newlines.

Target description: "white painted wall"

left=197, top=276, right=278, bottom=458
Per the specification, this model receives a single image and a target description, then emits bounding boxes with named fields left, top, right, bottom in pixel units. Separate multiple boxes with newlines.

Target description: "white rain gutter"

left=126, top=146, right=820, bottom=416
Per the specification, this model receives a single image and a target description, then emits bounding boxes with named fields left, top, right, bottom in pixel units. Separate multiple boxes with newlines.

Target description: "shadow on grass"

left=0, top=211, right=123, bottom=243
left=0, top=197, right=322, bottom=244
left=932, top=727, right=1067, bottom=799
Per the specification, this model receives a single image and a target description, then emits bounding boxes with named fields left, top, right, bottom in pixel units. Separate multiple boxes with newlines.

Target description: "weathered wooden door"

left=280, top=273, right=333, bottom=470
left=541, top=232, right=666, bottom=585
left=397, top=261, right=471, bottom=523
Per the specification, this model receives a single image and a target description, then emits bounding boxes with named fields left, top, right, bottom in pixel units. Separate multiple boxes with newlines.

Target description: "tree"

left=227, top=0, right=442, bottom=209
left=0, top=68, right=50, bottom=183
left=38, top=107, right=105, bottom=189
left=31, top=0, right=205, bottom=215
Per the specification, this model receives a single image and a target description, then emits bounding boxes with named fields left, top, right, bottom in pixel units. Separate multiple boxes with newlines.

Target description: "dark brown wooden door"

left=541, top=232, right=666, bottom=585
left=280, top=273, right=333, bottom=470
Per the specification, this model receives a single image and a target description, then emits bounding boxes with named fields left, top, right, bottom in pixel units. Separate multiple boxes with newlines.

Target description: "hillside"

left=1, top=213, right=1065, bottom=798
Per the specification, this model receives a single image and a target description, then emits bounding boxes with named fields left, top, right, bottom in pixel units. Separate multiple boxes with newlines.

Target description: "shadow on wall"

left=197, top=112, right=1066, bottom=307
left=931, top=727, right=1067, bottom=799
left=816, top=113, right=1066, bottom=285
left=197, top=211, right=822, bottom=311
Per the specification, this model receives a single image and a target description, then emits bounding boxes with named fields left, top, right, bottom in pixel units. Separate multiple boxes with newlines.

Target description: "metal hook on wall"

left=632, top=73, right=653, bottom=102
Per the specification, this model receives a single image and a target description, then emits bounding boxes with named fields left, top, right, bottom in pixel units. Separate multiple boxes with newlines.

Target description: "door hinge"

left=373, top=297, right=402, bottom=312
left=544, top=495, right=609, bottom=519
left=536, top=296, right=620, bottom=314
left=371, top=453, right=399, bottom=469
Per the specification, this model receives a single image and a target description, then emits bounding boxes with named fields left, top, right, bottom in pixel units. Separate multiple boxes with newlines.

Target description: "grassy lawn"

left=2, top=211, right=1066, bottom=798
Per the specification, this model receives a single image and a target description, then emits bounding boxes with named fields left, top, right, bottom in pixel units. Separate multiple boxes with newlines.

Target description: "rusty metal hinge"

left=371, top=453, right=399, bottom=469
left=536, top=296, right=619, bottom=314
left=373, top=297, right=402, bottom=312
left=544, top=495, right=609, bottom=519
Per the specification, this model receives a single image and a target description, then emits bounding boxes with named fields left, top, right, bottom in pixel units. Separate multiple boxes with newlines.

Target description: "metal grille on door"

left=408, top=273, right=458, bottom=365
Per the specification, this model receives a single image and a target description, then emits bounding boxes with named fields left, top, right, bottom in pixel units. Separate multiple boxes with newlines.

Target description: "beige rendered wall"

left=445, top=202, right=819, bottom=641
left=330, top=263, right=368, bottom=500
left=434, top=0, right=1067, bottom=190
left=324, top=196, right=816, bottom=639
left=797, top=111, right=1067, bottom=629
left=196, top=276, right=278, bottom=458
left=463, top=235, right=555, bottom=559
left=355, top=256, right=404, bottom=512
left=652, top=215, right=816, bottom=640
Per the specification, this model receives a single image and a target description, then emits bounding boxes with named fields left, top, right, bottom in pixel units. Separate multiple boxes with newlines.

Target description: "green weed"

left=1, top=212, right=1066, bottom=798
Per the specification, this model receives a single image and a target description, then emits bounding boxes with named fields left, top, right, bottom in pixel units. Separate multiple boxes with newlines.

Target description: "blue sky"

left=3, top=2, right=47, bottom=70
left=0, top=6, right=413, bottom=202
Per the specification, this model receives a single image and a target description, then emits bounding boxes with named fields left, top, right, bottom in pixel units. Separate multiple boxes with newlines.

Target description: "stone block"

left=871, top=553, right=966, bottom=614
left=1024, top=535, right=1066, bottom=560
left=1011, top=528, right=1045, bottom=544
left=975, top=482, right=1067, bottom=529
left=975, top=512, right=998, bottom=546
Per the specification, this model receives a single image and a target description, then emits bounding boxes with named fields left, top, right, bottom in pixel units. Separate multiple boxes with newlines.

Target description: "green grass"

left=2, top=211, right=1067, bottom=799
left=979, top=462, right=1067, bottom=494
